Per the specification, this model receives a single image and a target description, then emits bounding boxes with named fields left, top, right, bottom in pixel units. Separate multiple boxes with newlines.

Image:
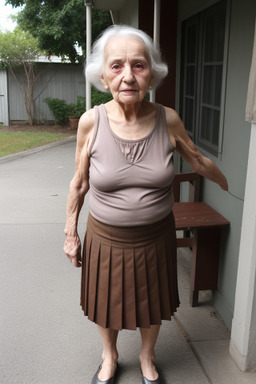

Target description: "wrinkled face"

left=101, top=36, right=155, bottom=104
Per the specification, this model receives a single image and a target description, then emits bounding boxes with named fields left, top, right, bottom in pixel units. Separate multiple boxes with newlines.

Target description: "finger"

left=64, top=246, right=80, bottom=259
left=70, top=258, right=82, bottom=268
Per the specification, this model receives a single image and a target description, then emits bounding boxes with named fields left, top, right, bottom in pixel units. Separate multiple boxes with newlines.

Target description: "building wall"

left=117, top=0, right=138, bottom=27
left=177, top=0, right=256, bottom=329
left=8, top=63, right=85, bottom=124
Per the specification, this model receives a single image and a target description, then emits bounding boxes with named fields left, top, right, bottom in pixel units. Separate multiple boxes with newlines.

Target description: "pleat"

left=87, top=239, right=100, bottom=322
left=144, top=243, right=162, bottom=325
left=81, top=232, right=91, bottom=314
left=156, top=238, right=172, bottom=319
left=134, top=247, right=150, bottom=328
left=166, top=222, right=179, bottom=311
left=122, top=248, right=136, bottom=330
left=94, top=243, right=111, bottom=328
left=107, top=246, right=123, bottom=330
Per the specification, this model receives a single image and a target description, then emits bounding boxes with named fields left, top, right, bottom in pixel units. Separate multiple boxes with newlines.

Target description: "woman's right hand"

left=64, top=234, right=82, bottom=268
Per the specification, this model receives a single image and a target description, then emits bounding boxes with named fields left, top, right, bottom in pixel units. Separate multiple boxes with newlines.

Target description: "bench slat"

left=173, top=202, right=230, bottom=230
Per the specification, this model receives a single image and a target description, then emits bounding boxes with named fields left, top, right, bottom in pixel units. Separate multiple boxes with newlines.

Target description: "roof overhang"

left=93, top=0, right=127, bottom=11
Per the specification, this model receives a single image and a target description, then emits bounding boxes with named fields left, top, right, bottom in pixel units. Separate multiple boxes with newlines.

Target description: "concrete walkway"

left=1, top=139, right=255, bottom=384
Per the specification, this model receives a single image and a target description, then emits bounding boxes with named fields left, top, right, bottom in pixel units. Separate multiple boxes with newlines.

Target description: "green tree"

left=0, top=28, right=44, bottom=125
left=6, top=0, right=112, bottom=63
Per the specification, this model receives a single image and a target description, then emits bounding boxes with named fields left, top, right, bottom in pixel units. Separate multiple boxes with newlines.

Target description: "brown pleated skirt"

left=80, top=212, right=179, bottom=330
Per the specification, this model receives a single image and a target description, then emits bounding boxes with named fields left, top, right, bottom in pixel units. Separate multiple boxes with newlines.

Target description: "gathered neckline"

left=102, top=104, right=159, bottom=144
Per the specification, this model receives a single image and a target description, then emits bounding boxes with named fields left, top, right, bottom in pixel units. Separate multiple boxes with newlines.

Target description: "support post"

left=229, top=123, right=256, bottom=371
left=150, top=0, right=161, bottom=103
left=85, top=1, right=92, bottom=111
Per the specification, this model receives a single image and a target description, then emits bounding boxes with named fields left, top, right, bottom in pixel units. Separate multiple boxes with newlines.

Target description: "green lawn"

left=0, top=131, right=72, bottom=158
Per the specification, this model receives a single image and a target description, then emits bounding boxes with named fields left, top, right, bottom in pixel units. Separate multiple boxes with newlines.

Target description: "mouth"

left=120, top=89, right=138, bottom=94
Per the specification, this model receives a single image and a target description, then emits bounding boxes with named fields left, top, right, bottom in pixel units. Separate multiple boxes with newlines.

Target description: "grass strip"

left=0, top=131, right=72, bottom=158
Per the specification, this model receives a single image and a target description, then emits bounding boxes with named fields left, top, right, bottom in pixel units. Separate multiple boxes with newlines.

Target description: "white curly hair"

left=85, top=25, right=168, bottom=92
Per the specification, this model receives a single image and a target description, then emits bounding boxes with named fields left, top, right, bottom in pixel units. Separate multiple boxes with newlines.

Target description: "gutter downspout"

left=85, top=1, right=92, bottom=111
left=151, top=0, right=161, bottom=103
left=153, top=0, right=160, bottom=48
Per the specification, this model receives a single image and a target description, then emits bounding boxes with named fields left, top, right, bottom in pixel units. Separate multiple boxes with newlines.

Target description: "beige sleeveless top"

left=88, top=104, right=175, bottom=226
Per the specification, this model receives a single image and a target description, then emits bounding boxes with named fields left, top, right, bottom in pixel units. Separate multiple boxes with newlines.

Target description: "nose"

left=122, top=65, right=135, bottom=83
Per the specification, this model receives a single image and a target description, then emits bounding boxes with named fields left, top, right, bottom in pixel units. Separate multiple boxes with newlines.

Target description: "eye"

left=111, top=63, right=121, bottom=72
left=134, top=62, right=144, bottom=71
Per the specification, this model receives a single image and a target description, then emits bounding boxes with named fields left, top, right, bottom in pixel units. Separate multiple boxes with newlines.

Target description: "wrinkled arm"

left=64, top=111, right=94, bottom=267
left=64, top=144, right=90, bottom=236
left=166, top=107, right=228, bottom=191
left=63, top=144, right=90, bottom=267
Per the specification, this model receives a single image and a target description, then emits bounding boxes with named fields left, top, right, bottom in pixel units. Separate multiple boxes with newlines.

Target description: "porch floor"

left=0, top=139, right=255, bottom=384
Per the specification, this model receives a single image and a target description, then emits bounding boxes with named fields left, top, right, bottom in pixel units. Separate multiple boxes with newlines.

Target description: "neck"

left=114, top=99, right=149, bottom=121
left=105, top=99, right=156, bottom=140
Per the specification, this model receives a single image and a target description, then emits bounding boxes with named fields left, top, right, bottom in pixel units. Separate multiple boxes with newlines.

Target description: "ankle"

left=102, top=351, right=119, bottom=365
left=139, top=351, right=155, bottom=364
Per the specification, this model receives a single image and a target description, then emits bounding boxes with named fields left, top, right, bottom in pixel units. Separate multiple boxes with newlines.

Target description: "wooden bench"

left=172, top=173, right=230, bottom=307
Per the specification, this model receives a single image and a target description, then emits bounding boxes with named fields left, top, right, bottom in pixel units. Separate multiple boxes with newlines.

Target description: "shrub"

left=43, top=97, right=70, bottom=124
left=73, top=96, right=86, bottom=116
left=44, top=90, right=112, bottom=124
left=91, top=87, right=112, bottom=107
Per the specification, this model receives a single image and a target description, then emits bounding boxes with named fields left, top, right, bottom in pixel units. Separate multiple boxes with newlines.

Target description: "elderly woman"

left=64, top=25, right=228, bottom=384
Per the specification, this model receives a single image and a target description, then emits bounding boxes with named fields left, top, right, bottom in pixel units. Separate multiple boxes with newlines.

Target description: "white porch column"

left=229, top=20, right=256, bottom=372
left=85, top=1, right=92, bottom=111
left=229, top=123, right=256, bottom=371
left=153, top=0, right=160, bottom=46
left=150, top=0, right=161, bottom=103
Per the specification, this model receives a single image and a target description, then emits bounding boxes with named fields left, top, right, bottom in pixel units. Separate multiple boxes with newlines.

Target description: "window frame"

left=179, top=0, right=230, bottom=158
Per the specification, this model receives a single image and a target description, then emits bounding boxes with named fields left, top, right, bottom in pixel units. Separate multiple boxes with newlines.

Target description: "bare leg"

left=97, top=325, right=119, bottom=381
left=139, top=325, right=160, bottom=380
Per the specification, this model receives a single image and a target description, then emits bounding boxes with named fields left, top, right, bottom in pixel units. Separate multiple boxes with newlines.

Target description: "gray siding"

left=8, top=63, right=85, bottom=124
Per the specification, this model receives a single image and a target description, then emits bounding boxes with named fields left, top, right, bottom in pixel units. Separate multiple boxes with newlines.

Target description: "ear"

left=100, top=73, right=107, bottom=88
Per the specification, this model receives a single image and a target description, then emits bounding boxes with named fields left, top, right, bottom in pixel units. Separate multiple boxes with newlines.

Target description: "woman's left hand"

left=64, top=234, right=82, bottom=268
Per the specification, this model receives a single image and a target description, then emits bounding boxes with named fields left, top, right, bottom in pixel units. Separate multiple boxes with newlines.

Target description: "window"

left=180, top=0, right=227, bottom=156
